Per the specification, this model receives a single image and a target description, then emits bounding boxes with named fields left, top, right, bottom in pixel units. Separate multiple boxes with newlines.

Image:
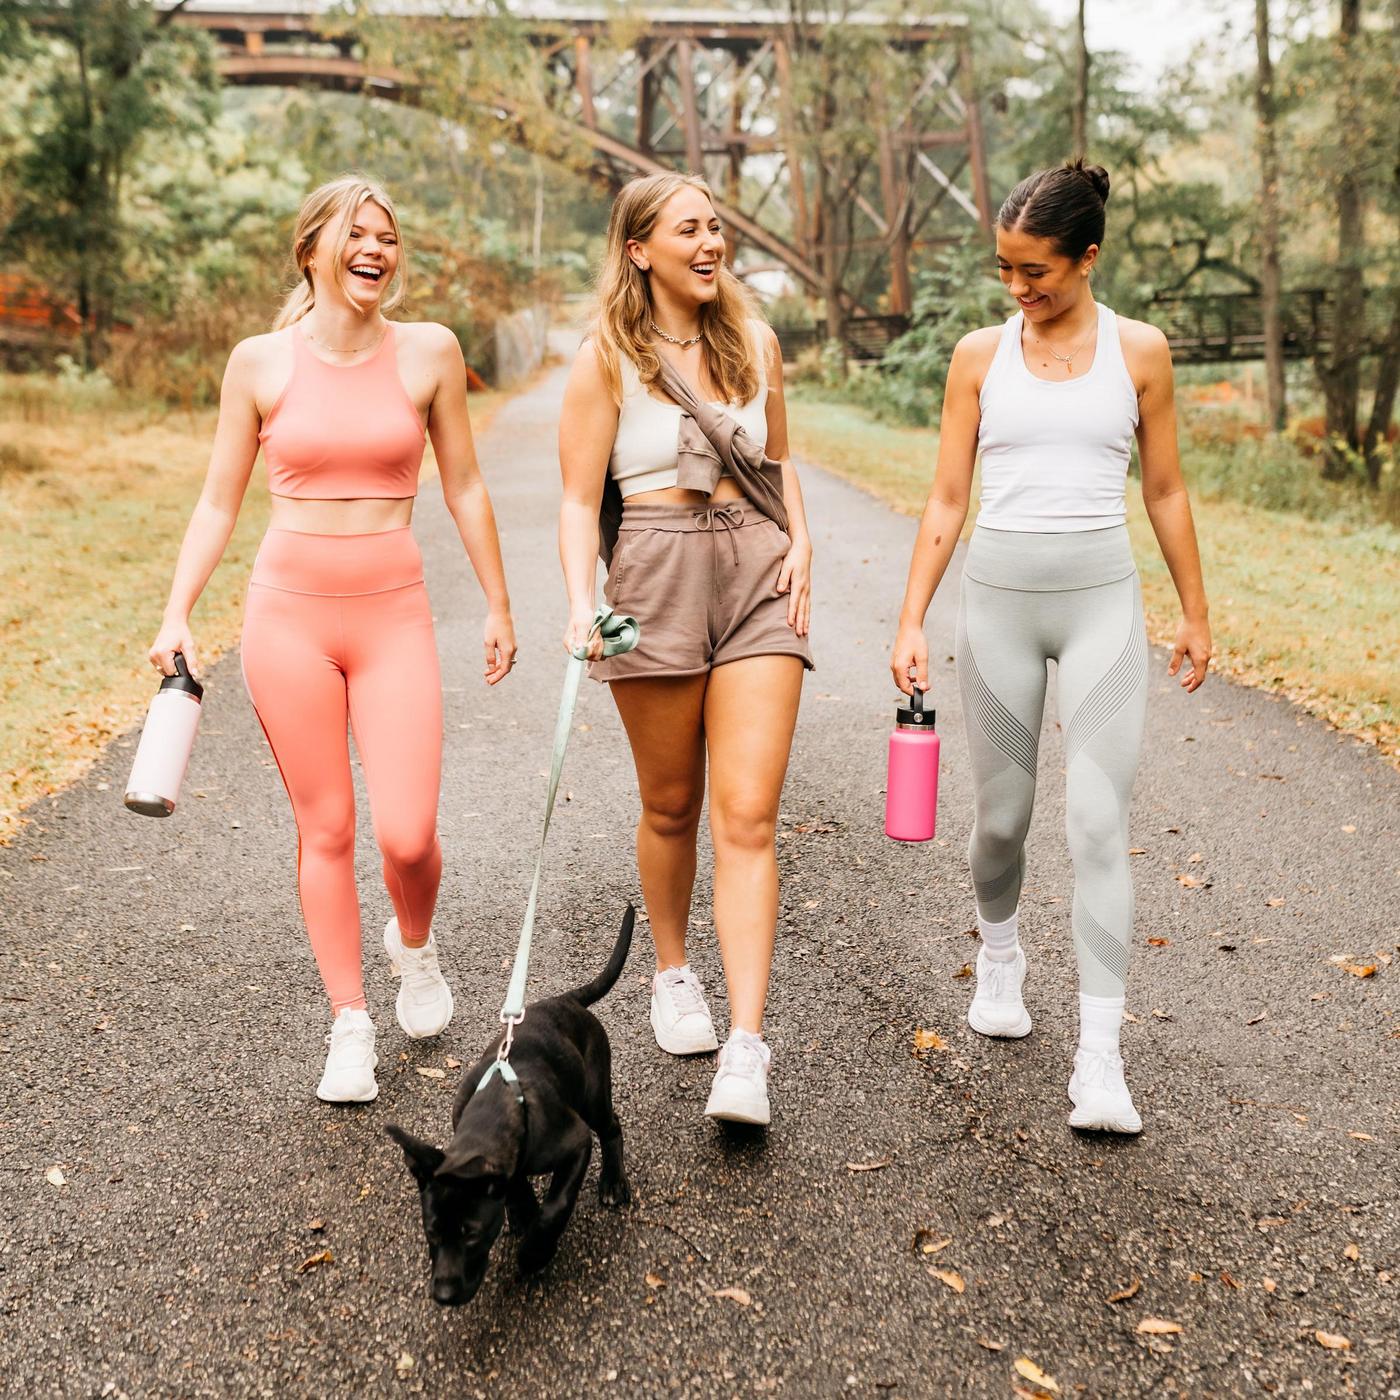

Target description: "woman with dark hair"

left=890, top=159, right=1211, bottom=1134
left=558, top=171, right=814, bottom=1127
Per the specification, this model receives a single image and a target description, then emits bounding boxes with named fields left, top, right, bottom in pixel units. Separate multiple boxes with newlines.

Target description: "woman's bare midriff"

left=626, top=478, right=746, bottom=507
left=268, top=495, right=415, bottom=534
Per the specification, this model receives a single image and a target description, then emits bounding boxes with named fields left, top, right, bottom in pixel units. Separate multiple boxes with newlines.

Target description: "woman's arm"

left=1129, top=323, right=1212, bottom=693
left=558, top=339, right=621, bottom=658
left=424, top=324, right=517, bottom=686
left=888, top=330, right=990, bottom=694
left=760, top=325, right=812, bottom=637
left=148, top=339, right=262, bottom=678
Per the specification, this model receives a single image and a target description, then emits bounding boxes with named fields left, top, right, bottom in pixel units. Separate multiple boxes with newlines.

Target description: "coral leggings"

left=241, top=527, right=443, bottom=1012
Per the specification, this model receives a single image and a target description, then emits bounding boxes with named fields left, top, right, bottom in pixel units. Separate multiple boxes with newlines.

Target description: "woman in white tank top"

left=558, top=173, right=814, bottom=1128
left=891, top=160, right=1212, bottom=1136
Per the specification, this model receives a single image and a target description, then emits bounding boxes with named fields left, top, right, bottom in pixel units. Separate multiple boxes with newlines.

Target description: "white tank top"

left=609, top=321, right=769, bottom=497
left=976, top=302, right=1139, bottom=532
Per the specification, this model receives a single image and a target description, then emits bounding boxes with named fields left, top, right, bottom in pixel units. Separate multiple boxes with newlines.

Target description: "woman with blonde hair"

left=149, top=175, right=516, bottom=1102
left=558, top=172, right=814, bottom=1127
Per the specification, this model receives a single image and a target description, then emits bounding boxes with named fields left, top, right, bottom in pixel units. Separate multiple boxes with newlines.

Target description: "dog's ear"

left=385, top=1124, right=446, bottom=1183
left=436, top=1146, right=516, bottom=1188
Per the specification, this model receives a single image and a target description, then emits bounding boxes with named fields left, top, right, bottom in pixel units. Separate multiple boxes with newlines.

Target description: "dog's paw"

left=598, top=1173, right=632, bottom=1208
left=516, top=1229, right=560, bottom=1276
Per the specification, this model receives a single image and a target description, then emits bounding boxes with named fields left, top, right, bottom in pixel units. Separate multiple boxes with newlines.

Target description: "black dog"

left=387, top=905, right=633, bottom=1306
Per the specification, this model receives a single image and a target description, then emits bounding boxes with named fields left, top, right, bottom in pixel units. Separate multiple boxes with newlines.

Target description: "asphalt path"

left=4, top=352, right=1398, bottom=1399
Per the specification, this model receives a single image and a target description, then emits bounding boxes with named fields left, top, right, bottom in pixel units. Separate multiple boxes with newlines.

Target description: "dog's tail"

left=566, top=903, right=635, bottom=1006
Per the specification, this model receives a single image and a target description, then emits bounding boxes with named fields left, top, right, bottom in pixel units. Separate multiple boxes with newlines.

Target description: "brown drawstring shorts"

left=590, top=500, right=815, bottom=682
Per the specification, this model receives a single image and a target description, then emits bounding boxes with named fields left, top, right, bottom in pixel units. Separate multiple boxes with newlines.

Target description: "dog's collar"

left=473, top=1059, right=526, bottom=1107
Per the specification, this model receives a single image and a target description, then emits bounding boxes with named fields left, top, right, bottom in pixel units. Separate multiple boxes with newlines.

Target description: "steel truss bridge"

left=169, top=2, right=993, bottom=328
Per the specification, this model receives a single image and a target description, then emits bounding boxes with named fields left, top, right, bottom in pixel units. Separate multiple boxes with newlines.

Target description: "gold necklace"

left=1030, top=318, right=1096, bottom=373
left=304, top=321, right=387, bottom=356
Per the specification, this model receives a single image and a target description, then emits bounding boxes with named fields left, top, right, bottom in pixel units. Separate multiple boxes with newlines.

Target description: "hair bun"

left=1070, top=159, right=1111, bottom=204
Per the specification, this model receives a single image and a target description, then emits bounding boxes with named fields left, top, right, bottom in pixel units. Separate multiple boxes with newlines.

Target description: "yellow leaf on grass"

left=929, top=1269, right=965, bottom=1293
left=912, top=1028, right=948, bottom=1054
left=1315, top=1330, right=1350, bottom=1350
left=1104, top=1277, right=1141, bottom=1305
left=297, top=1248, right=334, bottom=1274
left=1137, top=1318, right=1182, bottom=1335
left=1013, top=1357, right=1060, bottom=1392
left=712, top=1286, right=751, bottom=1307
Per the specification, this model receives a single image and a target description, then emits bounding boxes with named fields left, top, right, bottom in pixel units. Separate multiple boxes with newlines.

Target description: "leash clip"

left=497, top=1009, right=525, bottom=1062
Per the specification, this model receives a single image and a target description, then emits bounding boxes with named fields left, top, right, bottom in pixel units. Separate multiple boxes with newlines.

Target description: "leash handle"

left=497, top=606, right=639, bottom=1023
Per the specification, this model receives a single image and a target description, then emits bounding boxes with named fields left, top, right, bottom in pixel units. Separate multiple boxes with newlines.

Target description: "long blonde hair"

left=272, top=175, right=408, bottom=330
left=591, top=172, right=762, bottom=406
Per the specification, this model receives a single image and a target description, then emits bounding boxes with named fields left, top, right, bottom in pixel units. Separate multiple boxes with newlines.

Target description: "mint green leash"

left=475, top=605, right=639, bottom=1099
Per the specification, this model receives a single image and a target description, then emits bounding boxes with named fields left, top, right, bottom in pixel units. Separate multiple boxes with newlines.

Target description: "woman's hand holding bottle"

left=889, top=620, right=929, bottom=696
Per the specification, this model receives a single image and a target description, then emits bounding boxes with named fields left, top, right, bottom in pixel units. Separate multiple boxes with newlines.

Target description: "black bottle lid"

left=896, top=684, right=935, bottom=729
left=159, top=652, right=204, bottom=701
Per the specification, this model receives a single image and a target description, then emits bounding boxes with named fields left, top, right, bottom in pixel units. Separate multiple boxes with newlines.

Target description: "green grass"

left=0, top=374, right=506, bottom=835
left=788, top=390, right=1400, bottom=763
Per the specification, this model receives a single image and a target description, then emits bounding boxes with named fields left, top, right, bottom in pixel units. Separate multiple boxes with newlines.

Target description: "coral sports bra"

left=259, top=321, right=426, bottom=499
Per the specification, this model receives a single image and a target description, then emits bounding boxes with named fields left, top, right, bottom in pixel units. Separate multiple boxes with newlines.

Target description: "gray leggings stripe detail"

left=1066, top=627, right=1148, bottom=764
left=958, top=632, right=1039, bottom=776
left=956, top=525, right=1148, bottom=1000
left=1074, top=894, right=1130, bottom=988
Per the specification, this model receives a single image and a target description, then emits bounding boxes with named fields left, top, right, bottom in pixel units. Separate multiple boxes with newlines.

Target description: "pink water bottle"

left=124, top=653, right=204, bottom=817
left=885, top=685, right=939, bottom=842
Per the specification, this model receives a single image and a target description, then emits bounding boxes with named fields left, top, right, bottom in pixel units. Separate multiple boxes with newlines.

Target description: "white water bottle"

left=124, top=653, right=204, bottom=817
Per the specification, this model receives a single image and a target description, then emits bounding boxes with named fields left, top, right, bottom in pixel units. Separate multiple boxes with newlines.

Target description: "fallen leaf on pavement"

left=1011, top=1387, right=1055, bottom=1400
left=712, top=1286, right=751, bottom=1307
left=1246, top=1013, right=1267, bottom=1025
left=1265, top=898, right=1286, bottom=908
left=1147, top=937, right=1170, bottom=947
left=297, top=1249, right=334, bottom=1274
left=929, top=1269, right=965, bottom=1293
left=1129, top=847, right=1147, bottom=856
left=645, top=1272, right=666, bottom=1289
left=1176, top=873, right=1203, bottom=888
left=912, top=1028, right=949, bottom=1055
left=416, top=1066, right=447, bottom=1080
left=1262, top=1277, right=1277, bottom=1293
left=1188, top=851, right=1203, bottom=863
left=1337, top=962, right=1376, bottom=978
left=1104, top=1277, right=1141, bottom=1305
left=846, top=1158, right=892, bottom=1173
left=953, top=964, right=973, bottom=979
left=45, top=1165, right=65, bottom=1188
left=1137, top=1318, right=1182, bottom=1335
left=1013, top=1357, right=1060, bottom=1392
left=975, top=1337, right=1005, bottom=1352
left=307, top=1219, right=326, bottom=1233
left=445, top=1057, right=462, bottom=1069
left=395, top=1352, right=415, bottom=1377
left=920, top=1237, right=953, bottom=1255
left=1151, top=1008, right=1172, bottom=1020
left=1343, top=1244, right=1360, bottom=1262
left=1315, top=1331, right=1350, bottom=1350
left=1347, top=1131, right=1374, bottom=1141
left=1122, top=1010, right=1140, bottom=1024
left=1341, top=824, right=1356, bottom=833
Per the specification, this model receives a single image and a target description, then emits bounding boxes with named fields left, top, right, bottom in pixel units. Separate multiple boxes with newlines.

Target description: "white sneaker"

left=704, top=1032, right=771, bottom=1126
left=384, top=917, right=454, bottom=1039
left=317, top=1008, right=378, bottom=1103
left=650, top=964, right=720, bottom=1055
left=1068, top=1049, right=1142, bottom=1134
left=966, top=947, right=1033, bottom=1038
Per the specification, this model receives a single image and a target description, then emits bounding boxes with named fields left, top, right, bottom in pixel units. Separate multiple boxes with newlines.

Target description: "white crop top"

left=609, top=321, right=769, bottom=497
left=976, top=302, right=1140, bottom=532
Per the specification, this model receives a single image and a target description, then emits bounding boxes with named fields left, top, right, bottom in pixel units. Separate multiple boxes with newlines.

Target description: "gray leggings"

left=956, top=525, right=1148, bottom=997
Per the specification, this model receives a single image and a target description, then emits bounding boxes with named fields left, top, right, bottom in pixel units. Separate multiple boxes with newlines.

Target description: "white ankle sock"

left=1078, top=993, right=1125, bottom=1055
left=977, top=910, right=1020, bottom=963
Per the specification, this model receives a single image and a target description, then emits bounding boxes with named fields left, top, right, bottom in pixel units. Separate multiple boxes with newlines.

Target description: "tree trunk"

left=1254, top=0, right=1287, bottom=431
left=1071, top=0, right=1090, bottom=160
left=1363, top=287, right=1400, bottom=487
left=1318, top=0, right=1365, bottom=479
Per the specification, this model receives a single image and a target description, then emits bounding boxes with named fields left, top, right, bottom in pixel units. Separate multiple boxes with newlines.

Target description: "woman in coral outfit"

left=149, top=176, right=516, bottom=1102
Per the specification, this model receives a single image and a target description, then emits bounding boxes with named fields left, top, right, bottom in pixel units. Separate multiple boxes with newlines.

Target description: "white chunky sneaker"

left=317, top=1008, right=378, bottom=1103
left=384, top=917, right=454, bottom=1040
left=966, top=947, right=1033, bottom=1038
left=1068, top=1049, right=1143, bottom=1134
left=704, top=1032, right=771, bottom=1126
left=650, top=964, right=720, bottom=1055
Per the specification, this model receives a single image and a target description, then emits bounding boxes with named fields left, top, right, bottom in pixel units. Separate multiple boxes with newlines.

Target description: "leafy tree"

left=0, top=1, right=219, bottom=367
